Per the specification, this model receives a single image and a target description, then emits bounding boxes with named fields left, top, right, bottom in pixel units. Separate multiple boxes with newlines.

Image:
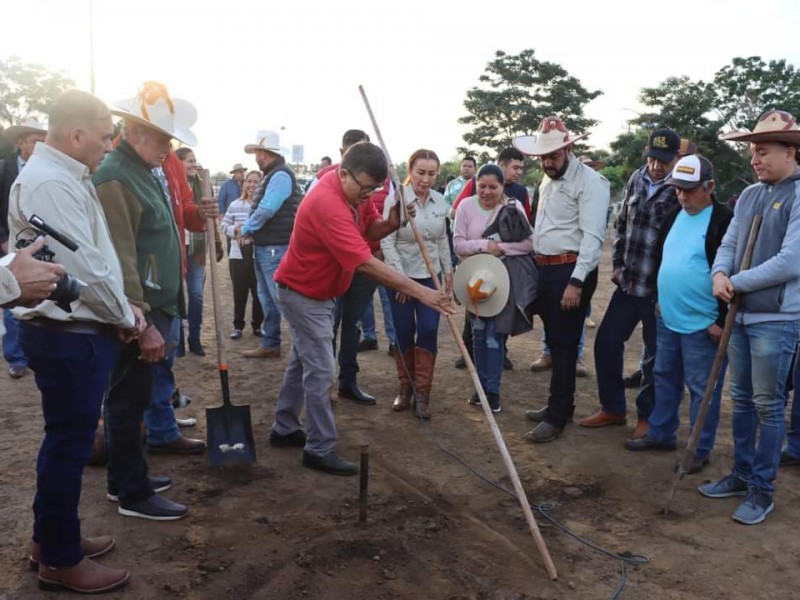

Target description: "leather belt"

left=25, top=317, right=117, bottom=338
left=535, top=252, right=579, bottom=266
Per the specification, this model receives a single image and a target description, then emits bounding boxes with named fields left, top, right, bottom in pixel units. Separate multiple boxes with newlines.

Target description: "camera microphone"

left=29, top=214, right=78, bottom=252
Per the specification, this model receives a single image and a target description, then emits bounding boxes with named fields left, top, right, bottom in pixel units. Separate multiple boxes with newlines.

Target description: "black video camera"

left=14, top=214, right=84, bottom=313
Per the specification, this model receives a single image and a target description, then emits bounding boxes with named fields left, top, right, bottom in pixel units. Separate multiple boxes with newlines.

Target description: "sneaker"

left=454, top=356, right=467, bottom=369
left=698, top=473, right=748, bottom=499
left=252, top=327, right=264, bottom=337
left=575, top=358, right=588, bottom=378
left=731, top=489, right=774, bottom=525
left=107, top=475, right=172, bottom=502
left=230, top=329, right=243, bottom=340
left=118, top=494, right=187, bottom=520
left=171, top=388, right=191, bottom=409
left=467, top=392, right=481, bottom=406
left=779, top=449, right=800, bottom=466
left=487, top=392, right=501, bottom=413
left=529, top=354, right=552, bottom=372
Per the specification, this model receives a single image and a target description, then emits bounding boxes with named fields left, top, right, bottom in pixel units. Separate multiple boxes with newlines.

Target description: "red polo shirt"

left=274, top=169, right=379, bottom=299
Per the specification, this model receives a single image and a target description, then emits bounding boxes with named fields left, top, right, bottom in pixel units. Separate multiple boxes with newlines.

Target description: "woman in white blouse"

left=221, top=170, right=264, bottom=339
left=381, top=149, right=452, bottom=419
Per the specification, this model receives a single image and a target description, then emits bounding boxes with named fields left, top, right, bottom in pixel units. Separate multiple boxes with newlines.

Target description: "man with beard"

left=512, top=116, right=610, bottom=442
left=581, top=128, right=681, bottom=441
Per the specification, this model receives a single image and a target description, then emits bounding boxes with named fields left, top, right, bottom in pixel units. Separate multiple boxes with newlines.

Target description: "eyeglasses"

left=345, top=169, right=383, bottom=196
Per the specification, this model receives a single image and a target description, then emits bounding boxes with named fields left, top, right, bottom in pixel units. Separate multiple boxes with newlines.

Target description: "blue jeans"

left=389, top=277, right=440, bottom=354
left=648, top=318, right=726, bottom=458
left=253, top=245, right=286, bottom=350
left=186, top=257, right=205, bottom=342
left=144, top=310, right=181, bottom=445
left=729, top=320, right=800, bottom=494
left=20, top=322, right=118, bottom=567
left=333, top=272, right=377, bottom=386
left=595, top=288, right=657, bottom=418
left=785, top=346, right=800, bottom=458
left=471, top=315, right=507, bottom=395
left=3, top=308, right=27, bottom=367
left=361, top=286, right=396, bottom=345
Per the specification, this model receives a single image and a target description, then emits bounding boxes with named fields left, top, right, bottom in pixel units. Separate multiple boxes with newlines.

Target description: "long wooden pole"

left=664, top=215, right=762, bottom=514
left=359, top=85, right=558, bottom=580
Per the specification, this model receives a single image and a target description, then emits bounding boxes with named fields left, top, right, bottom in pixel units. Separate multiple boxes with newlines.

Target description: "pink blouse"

left=453, top=196, right=533, bottom=258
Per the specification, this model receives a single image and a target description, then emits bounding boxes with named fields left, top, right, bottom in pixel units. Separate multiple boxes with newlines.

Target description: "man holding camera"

left=8, top=90, right=144, bottom=593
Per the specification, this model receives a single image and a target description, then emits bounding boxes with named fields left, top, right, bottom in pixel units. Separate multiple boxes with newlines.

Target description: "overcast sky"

left=2, top=0, right=799, bottom=173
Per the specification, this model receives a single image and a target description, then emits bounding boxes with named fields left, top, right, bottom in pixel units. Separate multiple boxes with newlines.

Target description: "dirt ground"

left=2, top=242, right=800, bottom=600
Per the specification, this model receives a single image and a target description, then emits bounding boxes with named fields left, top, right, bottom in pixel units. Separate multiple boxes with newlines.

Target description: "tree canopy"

left=458, top=50, right=601, bottom=161
left=0, top=56, right=74, bottom=127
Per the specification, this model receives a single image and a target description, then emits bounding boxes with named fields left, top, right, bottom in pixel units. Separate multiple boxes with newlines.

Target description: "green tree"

left=458, top=49, right=602, bottom=157
left=0, top=56, right=74, bottom=128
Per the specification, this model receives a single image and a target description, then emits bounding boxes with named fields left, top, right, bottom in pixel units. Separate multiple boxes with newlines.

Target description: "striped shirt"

left=221, top=198, right=254, bottom=260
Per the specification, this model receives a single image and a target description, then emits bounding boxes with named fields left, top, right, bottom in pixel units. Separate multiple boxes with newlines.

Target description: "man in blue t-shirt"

left=625, top=155, right=732, bottom=476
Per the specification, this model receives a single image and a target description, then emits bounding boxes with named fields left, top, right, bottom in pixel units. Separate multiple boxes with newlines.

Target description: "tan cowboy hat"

left=110, top=81, right=198, bottom=146
left=512, top=116, right=588, bottom=156
left=2, top=116, right=47, bottom=143
left=578, top=155, right=606, bottom=170
left=453, top=254, right=510, bottom=318
left=720, top=110, right=800, bottom=145
left=244, top=130, right=281, bottom=155
left=230, top=163, right=246, bottom=173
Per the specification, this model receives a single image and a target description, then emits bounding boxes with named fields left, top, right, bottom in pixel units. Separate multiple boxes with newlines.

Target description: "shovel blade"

left=206, top=403, right=257, bottom=466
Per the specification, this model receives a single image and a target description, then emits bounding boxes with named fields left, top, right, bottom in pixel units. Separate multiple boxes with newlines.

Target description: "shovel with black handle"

left=199, top=169, right=257, bottom=466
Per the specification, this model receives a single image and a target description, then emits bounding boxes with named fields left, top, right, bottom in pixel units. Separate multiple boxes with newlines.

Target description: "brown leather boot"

left=392, top=347, right=415, bottom=411
left=413, top=348, right=437, bottom=420
left=38, top=557, right=129, bottom=593
left=29, top=536, right=115, bottom=571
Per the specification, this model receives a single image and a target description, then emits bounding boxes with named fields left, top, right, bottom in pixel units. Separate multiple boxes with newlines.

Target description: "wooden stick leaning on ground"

left=199, top=170, right=227, bottom=374
left=664, top=215, right=763, bottom=515
left=358, top=84, right=558, bottom=581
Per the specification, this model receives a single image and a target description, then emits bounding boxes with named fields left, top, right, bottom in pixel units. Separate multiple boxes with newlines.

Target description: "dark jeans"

left=389, top=277, right=441, bottom=354
left=334, top=272, right=378, bottom=386
left=104, top=333, right=156, bottom=505
left=532, top=264, right=597, bottom=428
left=471, top=315, right=507, bottom=395
left=20, top=323, right=118, bottom=567
left=229, top=245, right=264, bottom=331
left=594, top=287, right=657, bottom=419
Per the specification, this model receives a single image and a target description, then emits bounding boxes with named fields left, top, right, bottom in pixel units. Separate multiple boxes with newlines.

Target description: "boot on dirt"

left=392, top=347, right=415, bottom=411
left=413, top=348, right=436, bottom=420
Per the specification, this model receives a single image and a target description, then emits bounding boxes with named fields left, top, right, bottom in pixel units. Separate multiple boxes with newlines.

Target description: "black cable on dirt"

left=395, top=351, right=649, bottom=599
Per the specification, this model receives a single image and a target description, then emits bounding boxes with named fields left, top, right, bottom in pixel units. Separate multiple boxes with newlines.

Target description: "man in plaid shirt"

left=581, top=128, right=681, bottom=440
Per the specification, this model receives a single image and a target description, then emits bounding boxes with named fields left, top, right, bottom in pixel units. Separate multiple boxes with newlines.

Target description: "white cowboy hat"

left=229, top=163, right=246, bottom=173
left=3, top=116, right=47, bottom=143
left=512, top=116, right=588, bottom=157
left=110, top=81, right=198, bottom=146
left=720, top=110, right=800, bottom=145
left=244, top=130, right=281, bottom=155
left=453, top=254, right=510, bottom=318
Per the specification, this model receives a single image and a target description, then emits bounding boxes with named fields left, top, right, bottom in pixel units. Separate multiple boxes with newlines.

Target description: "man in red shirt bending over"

left=271, top=142, right=454, bottom=475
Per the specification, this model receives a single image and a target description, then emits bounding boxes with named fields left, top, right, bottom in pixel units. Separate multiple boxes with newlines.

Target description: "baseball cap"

left=645, top=128, right=681, bottom=162
left=665, top=155, right=714, bottom=189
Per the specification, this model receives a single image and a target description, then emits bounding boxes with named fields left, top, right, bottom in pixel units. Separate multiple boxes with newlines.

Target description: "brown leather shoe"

left=29, top=536, right=115, bottom=571
left=630, top=419, right=649, bottom=440
left=242, top=347, right=281, bottom=358
left=148, top=435, right=206, bottom=455
left=38, top=557, right=129, bottom=593
left=579, top=410, right=627, bottom=428
left=529, top=354, right=552, bottom=372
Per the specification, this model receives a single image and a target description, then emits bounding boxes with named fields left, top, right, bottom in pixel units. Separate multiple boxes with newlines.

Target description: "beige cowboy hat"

left=110, top=81, right=198, bottom=146
left=578, top=155, right=606, bottom=170
left=230, top=163, right=246, bottom=173
left=512, top=116, right=589, bottom=156
left=2, top=116, right=47, bottom=143
left=453, top=254, right=510, bottom=318
left=244, top=130, right=281, bottom=155
left=720, top=110, right=800, bottom=145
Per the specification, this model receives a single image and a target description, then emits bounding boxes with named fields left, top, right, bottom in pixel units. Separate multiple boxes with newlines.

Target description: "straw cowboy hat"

left=230, top=163, right=246, bottom=174
left=244, top=130, right=281, bottom=155
left=110, top=81, right=198, bottom=146
left=453, top=254, right=510, bottom=318
left=720, top=110, right=800, bottom=145
left=2, top=116, right=47, bottom=143
left=512, top=116, right=589, bottom=157
left=578, top=155, right=606, bottom=170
